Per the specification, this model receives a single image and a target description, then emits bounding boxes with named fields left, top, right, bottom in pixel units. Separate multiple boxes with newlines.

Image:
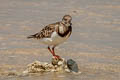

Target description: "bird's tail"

left=27, top=34, right=36, bottom=39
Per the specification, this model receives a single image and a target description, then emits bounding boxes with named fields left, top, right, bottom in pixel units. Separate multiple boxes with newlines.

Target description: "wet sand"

left=0, top=0, right=120, bottom=80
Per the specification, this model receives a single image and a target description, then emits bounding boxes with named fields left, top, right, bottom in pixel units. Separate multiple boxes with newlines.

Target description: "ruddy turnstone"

left=27, top=15, right=72, bottom=59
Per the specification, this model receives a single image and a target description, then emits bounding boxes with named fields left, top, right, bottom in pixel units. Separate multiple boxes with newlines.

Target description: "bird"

left=27, top=15, right=72, bottom=59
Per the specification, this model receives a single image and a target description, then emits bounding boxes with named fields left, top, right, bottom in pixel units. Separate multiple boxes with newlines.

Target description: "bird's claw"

left=53, top=55, right=62, bottom=60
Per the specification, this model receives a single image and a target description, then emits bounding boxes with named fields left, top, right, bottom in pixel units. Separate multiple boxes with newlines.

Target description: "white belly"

left=41, top=32, right=69, bottom=46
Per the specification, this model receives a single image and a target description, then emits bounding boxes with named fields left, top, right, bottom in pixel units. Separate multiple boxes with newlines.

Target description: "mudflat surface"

left=0, top=0, right=120, bottom=80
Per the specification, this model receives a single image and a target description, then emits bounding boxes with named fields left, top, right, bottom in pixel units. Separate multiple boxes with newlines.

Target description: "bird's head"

left=62, top=15, right=72, bottom=25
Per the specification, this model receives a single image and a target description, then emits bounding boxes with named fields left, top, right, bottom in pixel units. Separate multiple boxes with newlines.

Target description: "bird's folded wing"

left=27, top=23, right=57, bottom=39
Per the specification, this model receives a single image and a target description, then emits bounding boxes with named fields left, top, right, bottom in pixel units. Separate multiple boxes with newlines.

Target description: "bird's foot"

left=53, top=55, right=62, bottom=60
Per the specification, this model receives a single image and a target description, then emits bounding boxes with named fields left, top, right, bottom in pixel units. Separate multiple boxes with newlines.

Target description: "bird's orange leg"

left=52, top=47, right=61, bottom=59
left=48, top=46, right=53, bottom=55
left=48, top=46, right=61, bottom=59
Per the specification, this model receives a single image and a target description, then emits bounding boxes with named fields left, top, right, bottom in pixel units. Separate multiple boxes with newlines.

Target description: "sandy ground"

left=0, top=0, right=120, bottom=80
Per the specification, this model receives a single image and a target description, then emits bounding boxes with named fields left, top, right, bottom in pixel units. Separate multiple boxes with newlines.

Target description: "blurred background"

left=0, top=0, right=120, bottom=80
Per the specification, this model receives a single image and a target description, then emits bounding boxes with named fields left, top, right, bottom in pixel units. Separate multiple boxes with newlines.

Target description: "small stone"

left=54, top=65, right=58, bottom=68
left=51, top=69, right=56, bottom=72
left=65, top=68, right=71, bottom=72
left=58, top=61, right=63, bottom=66
left=67, top=59, right=79, bottom=73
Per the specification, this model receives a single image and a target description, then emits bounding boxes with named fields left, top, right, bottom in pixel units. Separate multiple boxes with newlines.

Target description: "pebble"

left=67, top=59, right=79, bottom=73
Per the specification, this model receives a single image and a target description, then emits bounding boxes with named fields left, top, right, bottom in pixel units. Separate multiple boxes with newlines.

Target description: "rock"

left=23, top=58, right=79, bottom=74
left=24, top=61, right=53, bottom=73
left=67, top=59, right=79, bottom=73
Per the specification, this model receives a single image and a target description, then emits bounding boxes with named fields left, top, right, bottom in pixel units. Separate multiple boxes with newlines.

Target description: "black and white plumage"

left=27, top=15, right=72, bottom=59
